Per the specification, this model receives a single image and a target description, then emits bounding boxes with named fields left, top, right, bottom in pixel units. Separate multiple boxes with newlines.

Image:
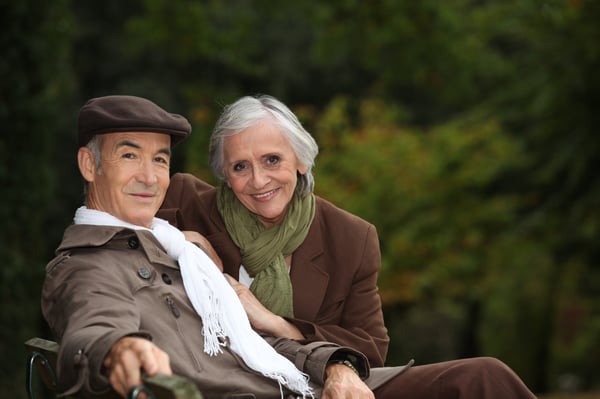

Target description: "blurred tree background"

left=1, top=0, right=598, bottom=397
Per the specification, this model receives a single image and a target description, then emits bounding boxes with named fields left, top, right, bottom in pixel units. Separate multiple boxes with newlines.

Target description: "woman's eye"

left=266, top=155, right=280, bottom=165
left=233, top=162, right=246, bottom=172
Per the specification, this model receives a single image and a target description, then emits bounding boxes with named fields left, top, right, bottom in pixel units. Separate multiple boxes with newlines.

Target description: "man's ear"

left=78, top=147, right=97, bottom=182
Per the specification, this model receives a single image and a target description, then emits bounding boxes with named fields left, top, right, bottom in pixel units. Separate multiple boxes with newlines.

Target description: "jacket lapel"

left=290, top=219, right=329, bottom=321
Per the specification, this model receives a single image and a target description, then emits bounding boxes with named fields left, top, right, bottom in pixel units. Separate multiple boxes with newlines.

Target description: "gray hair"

left=209, top=95, right=319, bottom=197
left=81, top=135, right=103, bottom=203
left=86, top=134, right=104, bottom=172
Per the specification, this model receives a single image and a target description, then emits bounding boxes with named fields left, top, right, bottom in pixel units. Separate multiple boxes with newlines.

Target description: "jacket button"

left=137, top=267, right=152, bottom=280
left=161, top=273, right=172, bottom=285
left=128, top=238, right=139, bottom=249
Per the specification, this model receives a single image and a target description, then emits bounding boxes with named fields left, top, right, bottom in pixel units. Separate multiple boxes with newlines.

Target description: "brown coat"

left=159, top=173, right=390, bottom=367
left=42, top=224, right=404, bottom=398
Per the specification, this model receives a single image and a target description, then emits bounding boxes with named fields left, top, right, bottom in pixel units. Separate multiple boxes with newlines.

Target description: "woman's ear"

left=298, top=164, right=309, bottom=175
left=78, top=147, right=97, bottom=183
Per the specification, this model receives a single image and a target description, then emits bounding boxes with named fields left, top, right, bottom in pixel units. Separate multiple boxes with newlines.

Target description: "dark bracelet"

left=329, top=359, right=359, bottom=375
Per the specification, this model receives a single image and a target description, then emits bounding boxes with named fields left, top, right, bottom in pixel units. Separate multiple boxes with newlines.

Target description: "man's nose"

left=137, top=160, right=158, bottom=185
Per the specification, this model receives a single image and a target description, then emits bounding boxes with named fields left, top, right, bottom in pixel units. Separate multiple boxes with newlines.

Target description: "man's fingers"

left=105, top=337, right=172, bottom=397
left=108, top=348, right=143, bottom=397
left=150, top=345, right=172, bottom=375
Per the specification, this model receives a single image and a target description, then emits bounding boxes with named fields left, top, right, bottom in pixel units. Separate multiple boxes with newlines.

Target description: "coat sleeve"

left=262, top=336, right=370, bottom=385
left=42, top=252, right=149, bottom=397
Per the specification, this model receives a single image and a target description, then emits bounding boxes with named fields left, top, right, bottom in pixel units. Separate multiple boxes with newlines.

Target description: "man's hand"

left=103, top=337, right=172, bottom=398
left=183, top=230, right=223, bottom=271
left=322, top=363, right=374, bottom=399
left=223, top=274, right=304, bottom=339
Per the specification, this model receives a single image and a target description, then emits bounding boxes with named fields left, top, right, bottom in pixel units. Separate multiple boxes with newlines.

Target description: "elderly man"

left=42, top=95, right=537, bottom=399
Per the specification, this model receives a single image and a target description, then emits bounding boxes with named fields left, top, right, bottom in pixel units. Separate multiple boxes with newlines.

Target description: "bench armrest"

left=25, top=337, right=203, bottom=399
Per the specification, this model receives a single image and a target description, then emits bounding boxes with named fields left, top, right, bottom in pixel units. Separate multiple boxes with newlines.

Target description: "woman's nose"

left=251, top=167, right=270, bottom=187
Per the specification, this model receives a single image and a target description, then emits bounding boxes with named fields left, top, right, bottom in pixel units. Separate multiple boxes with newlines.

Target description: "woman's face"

left=223, top=120, right=307, bottom=228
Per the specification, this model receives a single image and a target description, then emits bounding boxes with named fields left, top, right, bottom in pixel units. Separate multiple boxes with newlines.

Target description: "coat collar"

left=59, top=224, right=179, bottom=270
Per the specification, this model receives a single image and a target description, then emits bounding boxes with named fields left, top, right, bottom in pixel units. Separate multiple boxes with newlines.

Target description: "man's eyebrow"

left=158, top=147, right=172, bottom=157
left=116, top=139, right=141, bottom=150
left=116, top=140, right=171, bottom=157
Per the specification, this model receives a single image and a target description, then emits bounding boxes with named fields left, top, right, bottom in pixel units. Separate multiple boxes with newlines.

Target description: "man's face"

left=84, top=132, right=171, bottom=227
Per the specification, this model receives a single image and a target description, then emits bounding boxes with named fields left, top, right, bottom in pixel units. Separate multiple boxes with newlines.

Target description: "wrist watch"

left=329, top=359, right=359, bottom=375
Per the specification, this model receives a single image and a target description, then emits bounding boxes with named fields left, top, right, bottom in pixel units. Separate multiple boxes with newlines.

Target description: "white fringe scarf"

left=74, top=206, right=313, bottom=397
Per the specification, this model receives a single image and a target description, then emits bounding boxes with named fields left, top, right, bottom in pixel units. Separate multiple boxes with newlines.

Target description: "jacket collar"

left=59, top=224, right=179, bottom=269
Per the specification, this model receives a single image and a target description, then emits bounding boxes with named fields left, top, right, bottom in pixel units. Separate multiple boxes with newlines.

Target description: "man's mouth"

left=131, top=192, right=157, bottom=200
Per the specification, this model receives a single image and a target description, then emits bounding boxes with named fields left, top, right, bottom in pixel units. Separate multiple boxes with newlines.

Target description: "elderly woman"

left=159, top=94, right=390, bottom=367
left=158, top=96, right=539, bottom=399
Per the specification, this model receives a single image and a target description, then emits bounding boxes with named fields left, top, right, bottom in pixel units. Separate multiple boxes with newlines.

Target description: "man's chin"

left=126, top=209, right=159, bottom=227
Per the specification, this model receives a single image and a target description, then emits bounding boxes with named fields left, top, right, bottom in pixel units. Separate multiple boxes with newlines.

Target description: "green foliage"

left=0, top=1, right=75, bottom=398
left=311, top=1, right=506, bottom=122
left=314, top=97, right=524, bottom=303
left=311, top=82, right=597, bottom=390
left=309, top=1, right=598, bottom=391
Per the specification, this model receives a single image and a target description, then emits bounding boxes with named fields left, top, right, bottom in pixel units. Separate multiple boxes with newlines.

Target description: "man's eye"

left=122, top=153, right=136, bottom=159
left=155, top=156, right=169, bottom=164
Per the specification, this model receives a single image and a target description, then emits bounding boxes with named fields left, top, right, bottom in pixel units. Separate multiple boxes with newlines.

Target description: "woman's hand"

left=224, top=274, right=304, bottom=339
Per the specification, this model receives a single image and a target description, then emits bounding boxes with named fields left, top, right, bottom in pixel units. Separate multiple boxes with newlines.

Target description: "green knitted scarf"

left=217, top=184, right=315, bottom=317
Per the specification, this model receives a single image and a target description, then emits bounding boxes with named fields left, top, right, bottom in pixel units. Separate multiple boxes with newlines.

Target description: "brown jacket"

left=159, top=173, right=390, bottom=367
left=42, top=224, right=405, bottom=398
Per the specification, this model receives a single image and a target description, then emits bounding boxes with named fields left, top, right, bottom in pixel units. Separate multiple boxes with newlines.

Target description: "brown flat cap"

left=78, top=95, right=191, bottom=147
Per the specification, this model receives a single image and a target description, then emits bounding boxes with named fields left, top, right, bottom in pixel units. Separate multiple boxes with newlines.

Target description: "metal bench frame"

left=25, top=337, right=203, bottom=399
